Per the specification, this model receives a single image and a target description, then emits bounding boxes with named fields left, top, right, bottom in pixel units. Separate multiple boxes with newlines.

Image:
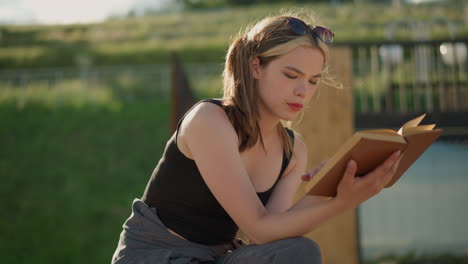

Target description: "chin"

left=278, top=112, right=300, bottom=121
left=281, top=116, right=295, bottom=121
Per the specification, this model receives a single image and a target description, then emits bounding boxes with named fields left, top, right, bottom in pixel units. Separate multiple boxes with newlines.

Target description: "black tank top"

left=141, top=99, right=294, bottom=245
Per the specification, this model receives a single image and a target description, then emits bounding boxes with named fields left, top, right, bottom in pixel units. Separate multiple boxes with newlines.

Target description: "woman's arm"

left=179, top=102, right=402, bottom=245
left=265, top=135, right=329, bottom=214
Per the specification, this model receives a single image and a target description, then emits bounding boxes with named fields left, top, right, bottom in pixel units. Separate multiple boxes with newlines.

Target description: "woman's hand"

left=301, top=159, right=329, bottom=181
left=334, top=150, right=403, bottom=209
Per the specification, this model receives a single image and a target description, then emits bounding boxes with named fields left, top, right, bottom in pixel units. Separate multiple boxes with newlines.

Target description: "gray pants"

left=112, top=199, right=321, bottom=264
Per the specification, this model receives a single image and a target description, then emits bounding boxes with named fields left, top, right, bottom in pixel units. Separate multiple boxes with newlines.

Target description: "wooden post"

left=293, top=47, right=358, bottom=264
left=170, top=52, right=197, bottom=133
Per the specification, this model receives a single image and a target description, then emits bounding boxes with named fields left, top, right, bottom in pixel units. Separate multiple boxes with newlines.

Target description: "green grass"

left=2, top=97, right=467, bottom=263
left=0, top=72, right=219, bottom=263
left=0, top=100, right=171, bottom=263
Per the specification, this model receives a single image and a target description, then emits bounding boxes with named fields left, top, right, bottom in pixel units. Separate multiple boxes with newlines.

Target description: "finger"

left=302, top=167, right=319, bottom=181
left=318, top=159, right=329, bottom=169
left=342, top=160, right=357, bottom=185
left=382, top=154, right=404, bottom=186
left=311, top=159, right=329, bottom=175
left=307, top=167, right=320, bottom=177
left=391, top=153, right=404, bottom=173
left=376, top=150, right=401, bottom=175
left=302, top=159, right=331, bottom=181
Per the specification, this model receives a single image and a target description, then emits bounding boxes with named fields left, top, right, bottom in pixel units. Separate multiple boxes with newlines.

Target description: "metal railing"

left=339, top=39, right=468, bottom=114
left=0, top=63, right=223, bottom=108
left=1, top=39, right=467, bottom=115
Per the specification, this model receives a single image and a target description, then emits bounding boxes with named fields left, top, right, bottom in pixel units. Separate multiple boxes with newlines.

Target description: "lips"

left=287, top=103, right=303, bottom=111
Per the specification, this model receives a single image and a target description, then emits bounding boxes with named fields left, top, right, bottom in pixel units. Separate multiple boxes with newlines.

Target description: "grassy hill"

left=1, top=2, right=467, bottom=69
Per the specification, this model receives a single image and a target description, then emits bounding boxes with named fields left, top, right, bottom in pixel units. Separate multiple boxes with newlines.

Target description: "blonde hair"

left=222, top=14, right=332, bottom=158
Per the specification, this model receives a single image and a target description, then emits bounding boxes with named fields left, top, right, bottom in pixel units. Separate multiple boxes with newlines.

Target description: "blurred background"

left=1, top=0, right=467, bottom=263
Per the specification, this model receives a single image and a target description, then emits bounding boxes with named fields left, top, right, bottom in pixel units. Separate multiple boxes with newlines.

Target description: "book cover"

left=304, top=114, right=443, bottom=197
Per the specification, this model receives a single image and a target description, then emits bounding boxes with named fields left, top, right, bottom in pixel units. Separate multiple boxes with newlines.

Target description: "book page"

left=359, top=129, right=398, bottom=134
left=404, top=124, right=436, bottom=134
left=397, top=114, right=426, bottom=135
left=357, top=130, right=406, bottom=143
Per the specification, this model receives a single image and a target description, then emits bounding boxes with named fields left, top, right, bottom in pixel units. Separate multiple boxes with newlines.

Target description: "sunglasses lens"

left=287, top=18, right=308, bottom=35
left=286, top=18, right=334, bottom=45
left=313, top=26, right=334, bottom=44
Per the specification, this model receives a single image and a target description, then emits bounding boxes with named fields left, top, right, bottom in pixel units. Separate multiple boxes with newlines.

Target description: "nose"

left=294, top=83, right=307, bottom=97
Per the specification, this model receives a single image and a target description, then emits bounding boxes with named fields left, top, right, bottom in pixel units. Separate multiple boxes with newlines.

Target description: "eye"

left=284, top=73, right=297, bottom=79
left=309, top=80, right=318, bottom=85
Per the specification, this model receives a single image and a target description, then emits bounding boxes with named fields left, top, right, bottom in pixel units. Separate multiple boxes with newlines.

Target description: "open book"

left=305, top=114, right=443, bottom=197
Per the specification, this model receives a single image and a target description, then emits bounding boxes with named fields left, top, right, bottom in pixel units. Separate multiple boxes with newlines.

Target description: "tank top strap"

left=174, top=98, right=225, bottom=143
left=202, top=98, right=224, bottom=107
left=285, top=127, right=294, bottom=141
left=279, top=127, right=295, bottom=176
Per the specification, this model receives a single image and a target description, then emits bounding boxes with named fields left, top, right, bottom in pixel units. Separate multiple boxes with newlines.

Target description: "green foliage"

left=177, top=0, right=353, bottom=9
left=176, top=0, right=228, bottom=9
left=0, top=2, right=467, bottom=69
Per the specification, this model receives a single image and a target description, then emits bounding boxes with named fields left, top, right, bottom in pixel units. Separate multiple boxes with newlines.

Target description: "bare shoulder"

left=178, top=102, right=238, bottom=157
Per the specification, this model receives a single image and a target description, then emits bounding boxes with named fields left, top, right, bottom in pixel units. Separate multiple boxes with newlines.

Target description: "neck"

left=257, top=102, right=281, bottom=140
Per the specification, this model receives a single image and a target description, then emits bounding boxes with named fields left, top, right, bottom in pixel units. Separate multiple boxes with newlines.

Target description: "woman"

left=112, top=14, right=402, bottom=264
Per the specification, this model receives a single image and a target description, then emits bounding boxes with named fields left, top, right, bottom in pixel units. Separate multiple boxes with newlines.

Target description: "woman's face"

left=253, top=45, right=324, bottom=121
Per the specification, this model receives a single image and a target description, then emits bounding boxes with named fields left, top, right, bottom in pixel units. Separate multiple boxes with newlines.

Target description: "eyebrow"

left=284, top=66, right=322, bottom=78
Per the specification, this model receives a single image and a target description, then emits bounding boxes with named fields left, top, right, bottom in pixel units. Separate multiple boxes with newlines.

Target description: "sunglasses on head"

left=285, top=17, right=334, bottom=45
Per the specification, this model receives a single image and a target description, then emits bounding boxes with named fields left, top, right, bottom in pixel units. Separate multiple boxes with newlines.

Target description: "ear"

left=249, top=56, right=261, bottom=79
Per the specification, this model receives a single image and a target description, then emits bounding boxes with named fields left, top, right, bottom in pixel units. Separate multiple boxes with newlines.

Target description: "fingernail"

left=395, top=150, right=401, bottom=157
left=348, top=160, right=355, bottom=168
